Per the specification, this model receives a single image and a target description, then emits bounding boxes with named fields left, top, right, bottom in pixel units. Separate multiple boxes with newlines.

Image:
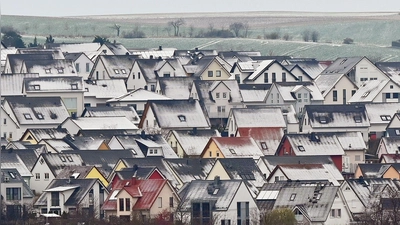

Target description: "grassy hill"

left=3, top=11, right=400, bottom=61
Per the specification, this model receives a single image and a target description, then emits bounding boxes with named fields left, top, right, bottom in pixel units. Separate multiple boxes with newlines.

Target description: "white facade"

left=74, top=54, right=93, bottom=80
left=30, top=155, right=56, bottom=194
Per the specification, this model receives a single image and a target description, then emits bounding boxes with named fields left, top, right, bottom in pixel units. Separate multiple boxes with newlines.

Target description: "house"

left=23, top=76, right=85, bottom=115
left=238, top=84, right=271, bottom=106
left=236, top=127, right=284, bottom=155
left=108, top=166, right=166, bottom=190
left=282, top=58, right=326, bottom=81
left=155, top=77, right=194, bottom=99
left=348, top=79, right=400, bottom=103
left=240, top=60, right=298, bottom=84
left=377, top=137, right=400, bottom=159
left=83, top=79, right=128, bottom=107
left=131, top=46, right=176, bottom=59
left=21, top=59, right=77, bottom=76
left=314, top=73, right=358, bottom=105
left=60, top=116, right=138, bottom=135
left=301, top=104, right=370, bottom=141
left=354, top=163, right=400, bottom=179
left=201, top=137, right=264, bottom=160
left=165, top=129, right=221, bottom=158
left=81, top=106, right=140, bottom=125
left=206, top=158, right=266, bottom=192
left=380, top=154, right=400, bottom=163
left=89, top=55, right=137, bottom=81
left=17, top=48, right=65, bottom=60
left=1, top=73, right=39, bottom=97
left=177, top=178, right=260, bottom=225
left=1, top=106, right=20, bottom=141
left=275, top=132, right=346, bottom=172
left=34, top=178, right=108, bottom=219
left=164, top=158, right=216, bottom=189
left=102, top=178, right=179, bottom=222
left=45, top=42, right=101, bottom=59
left=107, top=88, right=170, bottom=115
left=266, top=164, right=344, bottom=186
left=20, top=128, right=69, bottom=144
left=56, top=165, right=109, bottom=187
left=5, top=53, right=55, bottom=74
left=63, top=135, right=110, bottom=150
left=97, top=42, right=130, bottom=56
left=64, top=52, right=93, bottom=79
left=375, top=61, right=400, bottom=86
left=385, top=112, right=400, bottom=137
left=264, top=82, right=324, bottom=115
left=227, top=107, right=286, bottom=137
left=184, top=55, right=232, bottom=80
left=272, top=184, right=352, bottom=225
left=1, top=169, right=35, bottom=220
left=1, top=149, right=34, bottom=186
left=364, top=103, right=400, bottom=139
left=38, top=139, right=75, bottom=153
left=320, top=56, right=388, bottom=87
left=2, top=96, right=70, bottom=139
left=139, top=99, right=211, bottom=134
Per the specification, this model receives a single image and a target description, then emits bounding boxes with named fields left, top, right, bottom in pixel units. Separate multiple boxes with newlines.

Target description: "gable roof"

left=170, top=129, right=221, bottom=156
left=96, top=55, right=137, bottom=79
left=237, top=127, right=284, bottom=154
left=348, top=79, right=393, bottom=103
left=356, top=163, right=400, bottom=178
left=24, top=76, right=84, bottom=92
left=193, top=80, right=243, bottom=104
left=1, top=149, right=33, bottom=177
left=84, top=79, right=128, bottom=99
left=259, top=155, right=335, bottom=173
left=107, top=88, right=170, bottom=103
left=164, top=158, right=216, bottom=184
left=205, top=137, right=264, bottom=159
left=22, top=128, right=69, bottom=142
left=1, top=73, right=39, bottom=96
left=239, top=84, right=270, bottom=103
left=62, top=116, right=138, bottom=131
left=231, top=107, right=286, bottom=128
left=321, top=57, right=364, bottom=75
left=346, top=178, right=398, bottom=206
left=158, top=77, right=194, bottom=99
left=364, top=103, right=400, bottom=125
left=272, top=82, right=324, bottom=101
left=82, top=106, right=139, bottom=124
left=218, top=158, right=266, bottom=186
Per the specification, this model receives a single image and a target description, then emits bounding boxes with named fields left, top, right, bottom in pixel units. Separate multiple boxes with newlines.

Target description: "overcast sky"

left=2, top=0, right=400, bottom=17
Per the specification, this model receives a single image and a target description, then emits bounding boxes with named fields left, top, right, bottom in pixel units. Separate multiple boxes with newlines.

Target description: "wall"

left=323, top=75, right=357, bottom=105
left=202, top=140, right=223, bottom=159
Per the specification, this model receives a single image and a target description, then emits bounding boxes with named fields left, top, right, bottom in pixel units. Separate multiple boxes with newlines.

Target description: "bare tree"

left=243, top=22, right=251, bottom=38
left=229, top=22, right=245, bottom=37
left=188, top=25, right=195, bottom=38
left=302, top=30, right=310, bottom=42
left=168, top=18, right=185, bottom=36
left=111, top=24, right=121, bottom=37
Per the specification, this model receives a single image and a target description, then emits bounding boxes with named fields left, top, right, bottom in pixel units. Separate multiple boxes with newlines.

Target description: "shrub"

left=264, top=32, right=280, bottom=39
left=343, top=37, right=354, bottom=44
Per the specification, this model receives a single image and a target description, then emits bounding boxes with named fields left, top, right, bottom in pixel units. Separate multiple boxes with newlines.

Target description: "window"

left=63, top=98, right=78, bottom=115
left=354, top=116, right=362, bottom=123
left=138, top=72, right=141, bottom=79
left=60, top=156, right=66, bottom=162
left=316, top=193, right=322, bottom=200
left=272, top=73, right=276, bottom=82
left=35, top=173, right=40, bottom=180
left=333, top=90, right=337, bottom=101
left=297, top=93, right=302, bottom=102
left=331, top=209, right=341, bottom=218
left=86, top=63, right=90, bottom=72
left=237, top=202, right=250, bottom=225
left=221, top=220, right=231, bottom=225
left=298, top=76, right=303, bottom=81
left=71, top=84, right=78, bottom=90
left=360, top=78, right=368, bottom=82
left=121, top=69, right=127, bottom=74
left=223, top=92, right=227, bottom=98
left=209, top=151, right=212, bottom=157
left=51, top=192, right=59, bottom=206
left=45, top=173, right=49, bottom=180
left=149, top=149, right=154, bottom=154
left=119, top=198, right=125, bottom=211
left=169, top=197, right=174, bottom=207
left=57, top=68, right=64, bottom=74
left=192, top=202, right=211, bottom=225
left=114, top=69, right=120, bottom=74
left=45, top=68, right=51, bottom=74
left=67, top=156, right=73, bottom=162
left=264, top=73, right=268, bottom=83
left=37, top=113, right=44, bottom=120
left=178, top=115, right=186, bottom=122
left=158, top=197, right=162, bottom=208
left=154, top=149, right=158, bottom=154
left=319, top=116, right=327, bottom=124
left=394, top=93, right=399, bottom=99
left=290, top=193, right=296, bottom=201
left=352, top=90, right=356, bottom=96
left=260, top=142, right=267, bottom=150
left=391, top=85, right=394, bottom=89
left=23, top=113, right=32, bottom=120
left=355, top=155, right=361, bottom=161
left=216, top=93, right=220, bottom=98
left=6, top=188, right=21, bottom=200
left=282, top=72, right=286, bottom=82
left=218, top=106, right=226, bottom=113
left=40, top=158, right=44, bottom=164
left=298, top=145, right=305, bottom=151
left=163, top=72, right=171, bottom=77
left=8, top=132, right=12, bottom=139
left=3, top=119, right=6, bottom=124
left=208, top=71, right=213, bottom=77
left=33, top=84, right=40, bottom=90
left=216, top=70, right=221, bottom=77
left=381, top=115, right=392, bottom=121
left=125, top=198, right=130, bottom=211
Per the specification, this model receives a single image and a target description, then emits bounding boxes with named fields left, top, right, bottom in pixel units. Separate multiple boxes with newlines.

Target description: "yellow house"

left=56, top=165, right=109, bottom=187
left=194, top=56, right=232, bottom=80
left=200, top=137, right=264, bottom=159
left=20, top=128, right=69, bottom=144
left=355, top=163, right=400, bottom=180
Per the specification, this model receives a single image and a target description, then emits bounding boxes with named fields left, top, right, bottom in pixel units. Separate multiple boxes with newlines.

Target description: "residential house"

left=164, top=158, right=216, bottom=189
left=21, top=59, right=77, bottom=76
left=380, top=154, right=400, bottom=163
left=377, top=137, right=400, bottom=159
left=1, top=149, right=34, bottom=186
left=348, top=79, right=400, bottom=104
left=131, top=46, right=176, bottom=59
left=89, top=55, right=137, bottom=81
left=1, top=73, right=39, bottom=97
left=81, top=106, right=140, bottom=125
left=236, top=127, right=284, bottom=155
left=314, top=73, right=358, bottom=105
left=108, top=166, right=166, bottom=190
left=20, top=128, right=69, bottom=144
left=45, top=42, right=101, bottom=60
left=38, top=139, right=75, bottom=153
left=264, top=82, right=324, bottom=115
left=107, top=88, right=170, bottom=115
left=385, top=112, right=400, bottom=137
left=239, top=60, right=297, bottom=84
left=364, top=103, right=400, bottom=139
left=227, top=107, right=286, bottom=137
left=301, top=104, right=370, bottom=141
left=97, top=42, right=130, bottom=57
left=62, top=135, right=110, bottom=150
left=23, top=76, right=85, bottom=115
left=83, top=79, right=128, bottom=107
left=139, top=99, right=211, bottom=134
left=156, top=77, right=194, bottom=99
left=1, top=106, right=20, bottom=141
left=184, top=55, right=232, bottom=80
left=165, top=129, right=221, bottom=158
left=60, top=116, right=138, bottom=135
left=4, top=53, right=54, bottom=74
left=282, top=58, right=326, bottom=80
left=201, top=137, right=264, bottom=160
left=102, top=178, right=179, bottom=221
left=1, top=169, right=34, bottom=220
left=191, top=80, right=244, bottom=124
left=56, top=165, right=109, bottom=187
left=238, top=84, right=270, bottom=106
left=3, top=96, right=70, bottom=139
left=34, top=178, right=108, bottom=219
left=177, top=178, right=260, bottom=225
left=354, top=163, right=400, bottom=179
left=319, top=56, right=388, bottom=87
left=64, top=52, right=93, bottom=79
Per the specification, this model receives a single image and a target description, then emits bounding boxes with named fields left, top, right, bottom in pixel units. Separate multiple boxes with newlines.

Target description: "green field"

left=3, top=12, right=400, bottom=61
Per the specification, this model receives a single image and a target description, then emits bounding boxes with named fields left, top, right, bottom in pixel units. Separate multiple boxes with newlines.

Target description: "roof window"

left=37, top=113, right=44, bottom=120
left=67, top=156, right=73, bottom=162
left=57, top=68, right=64, bottom=74
left=114, top=69, right=120, bottom=74
left=396, top=130, right=400, bottom=136
left=319, top=116, right=327, bottom=124
left=362, top=92, right=370, bottom=97
left=229, top=148, right=236, bottom=154
left=121, top=69, right=127, bottom=74
left=380, top=115, right=391, bottom=121
left=71, top=84, right=78, bottom=90
left=298, top=145, right=305, bottom=152
left=33, top=85, right=40, bottom=90
left=290, top=193, right=296, bottom=201
left=45, top=68, right=51, bottom=74
left=178, top=115, right=186, bottom=122
left=60, top=156, right=66, bottom=162
left=260, top=142, right=268, bottom=150
left=23, top=113, right=32, bottom=120
left=354, top=116, right=362, bottom=123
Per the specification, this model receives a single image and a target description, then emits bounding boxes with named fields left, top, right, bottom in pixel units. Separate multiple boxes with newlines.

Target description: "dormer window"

left=298, top=145, right=305, bottom=151
left=354, top=116, right=362, bottom=123
left=71, top=84, right=78, bottom=90
left=114, top=69, right=120, bottom=74
left=121, top=69, right=127, bottom=74
left=57, top=68, right=64, bottom=74
left=33, top=85, right=40, bottom=90
left=380, top=115, right=392, bottom=121
left=260, top=142, right=268, bottom=150
left=23, top=113, right=32, bottom=120
left=178, top=115, right=186, bottom=122
left=45, top=68, right=51, bottom=74
left=37, top=113, right=44, bottom=120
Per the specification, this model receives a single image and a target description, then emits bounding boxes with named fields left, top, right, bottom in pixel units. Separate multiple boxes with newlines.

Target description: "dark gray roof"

left=218, top=158, right=265, bottom=181
left=135, top=58, right=165, bottom=82
left=117, top=166, right=157, bottom=180
left=56, top=165, right=97, bottom=179
left=1, top=168, right=34, bottom=198
left=63, top=52, right=83, bottom=61
left=346, top=178, right=398, bottom=206
left=164, top=158, right=216, bottom=184
left=24, top=128, right=69, bottom=142
left=1, top=149, right=32, bottom=177
left=7, top=54, right=54, bottom=73
left=320, top=57, right=364, bottom=75
left=260, top=155, right=334, bottom=172
left=13, top=149, right=40, bottom=171
left=82, top=106, right=139, bottom=124
left=356, top=163, right=400, bottom=178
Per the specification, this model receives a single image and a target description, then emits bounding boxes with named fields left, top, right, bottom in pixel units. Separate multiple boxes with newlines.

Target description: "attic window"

left=8, top=172, right=16, bottom=179
left=37, top=113, right=44, bottom=120
left=380, top=115, right=392, bottom=121
left=362, top=92, right=370, bottom=97
left=57, top=68, right=64, bottom=74
left=260, top=142, right=268, bottom=150
left=67, top=156, right=73, bottom=162
left=45, top=68, right=51, bottom=74
left=290, top=193, right=296, bottom=201
left=23, top=113, right=32, bottom=120
left=229, top=148, right=236, bottom=154
left=298, top=145, right=305, bottom=152
left=114, top=69, right=120, bottom=74
left=316, top=193, right=322, bottom=200
left=213, top=188, right=220, bottom=195
left=178, top=115, right=186, bottom=122
left=60, top=156, right=66, bottom=162
left=354, top=116, right=362, bottom=123
left=39, top=158, right=44, bottom=164
left=121, top=69, right=127, bottom=74
left=396, top=130, right=400, bottom=136
left=319, top=116, right=327, bottom=124
left=33, top=85, right=40, bottom=90
left=71, top=84, right=78, bottom=90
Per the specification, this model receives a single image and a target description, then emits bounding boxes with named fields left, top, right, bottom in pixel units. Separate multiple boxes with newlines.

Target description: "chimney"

left=71, top=112, right=77, bottom=119
left=141, top=130, right=146, bottom=139
left=192, top=127, right=197, bottom=136
left=159, top=46, right=162, bottom=51
left=150, top=55, right=154, bottom=59
left=195, top=47, right=199, bottom=52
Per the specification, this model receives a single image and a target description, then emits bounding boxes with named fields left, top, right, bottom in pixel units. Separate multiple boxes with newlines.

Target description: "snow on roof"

left=44, top=185, right=80, bottom=192
left=286, top=133, right=345, bottom=156
left=277, top=164, right=343, bottom=185
left=158, top=77, right=193, bottom=100
left=70, top=117, right=138, bottom=130
left=349, top=79, right=390, bottom=103
left=306, top=105, right=370, bottom=128
left=1, top=73, right=39, bottom=96
left=173, top=129, right=221, bottom=156
left=107, top=88, right=170, bottom=102
left=247, top=60, right=275, bottom=80
left=211, top=137, right=264, bottom=159
left=335, top=132, right=366, bottom=150
left=240, top=89, right=268, bottom=103
left=24, top=76, right=84, bottom=92
left=232, top=107, right=286, bottom=128
left=237, top=127, right=284, bottom=155
left=315, top=73, right=344, bottom=97
left=365, top=103, right=400, bottom=125
left=84, top=79, right=127, bottom=99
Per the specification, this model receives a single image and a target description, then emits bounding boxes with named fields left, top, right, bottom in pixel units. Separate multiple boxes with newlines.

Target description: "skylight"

left=67, top=156, right=73, bottom=162
left=380, top=115, right=391, bottom=121
left=260, top=142, right=268, bottom=150
left=290, top=193, right=296, bottom=201
left=37, top=113, right=44, bottom=120
left=71, top=84, right=78, bottom=90
left=114, top=69, right=120, bottom=74
left=60, top=156, right=66, bottom=162
left=8, top=172, right=16, bottom=179
left=298, top=146, right=305, bottom=152
left=362, top=92, right=370, bottom=97
left=396, top=130, right=400, bottom=136
left=178, top=115, right=186, bottom=122
left=23, top=113, right=32, bottom=120
left=213, top=188, right=220, bottom=195
left=354, top=116, right=362, bottom=123
left=45, top=68, right=51, bottom=74
left=319, top=116, right=327, bottom=124
left=109, top=190, right=120, bottom=200
left=229, top=148, right=236, bottom=154
left=57, top=68, right=64, bottom=74
left=121, top=69, right=127, bottom=74
left=33, top=85, right=40, bottom=90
